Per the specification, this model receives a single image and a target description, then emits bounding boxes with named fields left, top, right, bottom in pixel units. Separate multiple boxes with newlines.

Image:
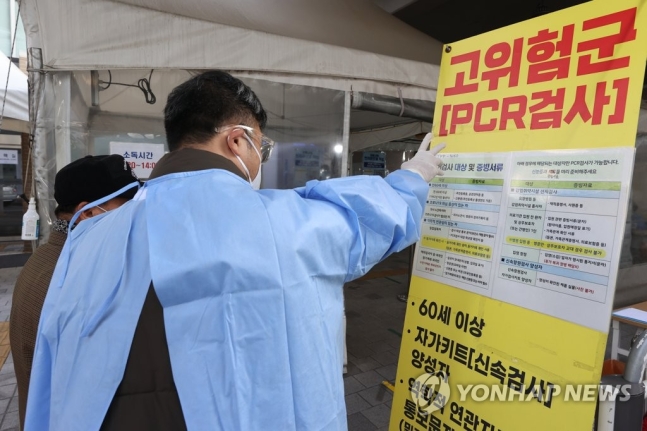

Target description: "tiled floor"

left=0, top=267, right=22, bottom=431
left=0, top=255, right=638, bottom=431
left=343, top=250, right=410, bottom=430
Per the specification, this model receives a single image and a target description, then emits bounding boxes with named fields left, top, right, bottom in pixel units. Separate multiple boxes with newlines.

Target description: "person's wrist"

left=403, top=167, right=426, bottom=180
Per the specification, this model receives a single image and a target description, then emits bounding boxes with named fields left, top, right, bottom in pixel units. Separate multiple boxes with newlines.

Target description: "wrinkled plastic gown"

left=25, top=169, right=428, bottom=431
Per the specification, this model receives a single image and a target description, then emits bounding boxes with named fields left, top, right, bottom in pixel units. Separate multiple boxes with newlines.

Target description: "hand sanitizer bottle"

left=21, top=197, right=39, bottom=240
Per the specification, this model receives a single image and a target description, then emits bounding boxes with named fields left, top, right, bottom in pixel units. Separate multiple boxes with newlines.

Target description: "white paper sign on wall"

left=0, top=150, right=18, bottom=165
left=109, top=142, right=165, bottom=179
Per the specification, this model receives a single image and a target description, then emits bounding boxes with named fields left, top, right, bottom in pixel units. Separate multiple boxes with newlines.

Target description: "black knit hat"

left=54, top=155, right=140, bottom=210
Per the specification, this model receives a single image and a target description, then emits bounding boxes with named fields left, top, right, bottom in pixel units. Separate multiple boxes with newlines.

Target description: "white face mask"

left=234, top=135, right=263, bottom=190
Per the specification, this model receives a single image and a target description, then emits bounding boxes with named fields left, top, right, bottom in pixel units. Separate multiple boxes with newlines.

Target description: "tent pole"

left=9, top=1, right=15, bottom=55
left=28, top=47, right=51, bottom=244
left=341, top=91, right=350, bottom=177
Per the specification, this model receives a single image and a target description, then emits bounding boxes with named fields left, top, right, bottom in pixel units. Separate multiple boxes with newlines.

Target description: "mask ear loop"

left=68, top=182, right=140, bottom=228
left=240, top=133, right=263, bottom=180
left=229, top=132, right=257, bottom=185
left=55, top=181, right=141, bottom=291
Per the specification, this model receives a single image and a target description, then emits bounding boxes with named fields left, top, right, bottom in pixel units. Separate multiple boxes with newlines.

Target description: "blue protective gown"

left=25, top=168, right=428, bottom=431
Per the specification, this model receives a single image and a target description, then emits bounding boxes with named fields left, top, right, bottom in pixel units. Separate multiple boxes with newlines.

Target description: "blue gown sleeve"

left=293, top=169, right=429, bottom=282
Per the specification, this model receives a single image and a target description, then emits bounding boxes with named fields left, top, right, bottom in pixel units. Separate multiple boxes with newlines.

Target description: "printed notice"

left=491, top=148, right=634, bottom=331
left=500, top=155, right=621, bottom=302
left=414, top=154, right=507, bottom=295
left=412, top=148, right=633, bottom=331
left=110, top=142, right=165, bottom=179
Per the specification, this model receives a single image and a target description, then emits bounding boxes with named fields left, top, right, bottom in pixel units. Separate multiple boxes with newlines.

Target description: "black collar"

left=149, top=148, right=246, bottom=180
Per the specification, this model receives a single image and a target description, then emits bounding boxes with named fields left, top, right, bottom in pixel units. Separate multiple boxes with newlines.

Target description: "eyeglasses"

left=215, top=124, right=275, bottom=163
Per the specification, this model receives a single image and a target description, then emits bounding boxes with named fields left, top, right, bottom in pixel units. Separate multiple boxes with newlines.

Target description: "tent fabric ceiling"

left=114, top=0, right=441, bottom=64
left=21, top=0, right=443, bottom=100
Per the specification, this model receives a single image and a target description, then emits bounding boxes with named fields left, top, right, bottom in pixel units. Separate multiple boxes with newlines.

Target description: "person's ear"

left=73, top=201, right=92, bottom=221
left=225, top=127, right=248, bottom=157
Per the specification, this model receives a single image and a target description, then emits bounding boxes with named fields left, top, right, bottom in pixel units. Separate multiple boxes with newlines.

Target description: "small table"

left=611, top=301, right=647, bottom=360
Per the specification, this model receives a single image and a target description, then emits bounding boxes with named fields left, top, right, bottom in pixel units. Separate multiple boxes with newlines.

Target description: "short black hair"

left=164, top=71, right=267, bottom=151
left=55, top=203, right=77, bottom=217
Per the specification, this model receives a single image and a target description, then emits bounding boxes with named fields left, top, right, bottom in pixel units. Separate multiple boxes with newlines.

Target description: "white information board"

left=412, top=148, right=634, bottom=332
left=109, top=142, right=165, bottom=179
left=0, top=150, right=18, bottom=164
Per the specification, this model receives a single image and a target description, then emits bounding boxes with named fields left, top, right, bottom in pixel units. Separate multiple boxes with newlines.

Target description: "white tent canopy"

left=21, top=0, right=442, bottom=100
left=22, top=0, right=444, bottom=242
left=0, top=54, right=28, bottom=132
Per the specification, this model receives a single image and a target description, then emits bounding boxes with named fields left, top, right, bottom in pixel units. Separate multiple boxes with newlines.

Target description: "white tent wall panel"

left=31, top=73, right=59, bottom=242
left=31, top=70, right=354, bottom=241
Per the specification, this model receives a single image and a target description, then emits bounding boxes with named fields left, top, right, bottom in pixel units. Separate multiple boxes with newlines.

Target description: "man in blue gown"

left=25, top=71, right=444, bottom=431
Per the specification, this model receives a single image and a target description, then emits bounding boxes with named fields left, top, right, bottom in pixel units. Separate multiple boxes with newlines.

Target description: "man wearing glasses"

left=25, top=71, right=444, bottom=431
left=150, top=123, right=274, bottom=190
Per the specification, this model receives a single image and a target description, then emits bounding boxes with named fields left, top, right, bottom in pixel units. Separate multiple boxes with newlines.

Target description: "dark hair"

left=55, top=203, right=77, bottom=217
left=164, top=71, right=267, bottom=151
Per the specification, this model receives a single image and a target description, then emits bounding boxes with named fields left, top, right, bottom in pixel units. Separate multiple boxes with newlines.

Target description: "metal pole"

left=28, top=47, right=50, bottom=244
left=9, top=1, right=15, bottom=55
left=593, top=330, right=647, bottom=430
left=624, top=330, right=647, bottom=383
left=340, top=91, right=351, bottom=374
left=596, top=386, right=617, bottom=431
left=350, top=91, right=434, bottom=123
left=341, top=91, right=350, bottom=177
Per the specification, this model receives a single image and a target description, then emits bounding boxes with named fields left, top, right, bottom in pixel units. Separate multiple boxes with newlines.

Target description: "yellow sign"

left=391, top=1, right=647, bottom=430
left=432, top=0, right=647, bottom=153
left=392, top=280, right=607, bottom=431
